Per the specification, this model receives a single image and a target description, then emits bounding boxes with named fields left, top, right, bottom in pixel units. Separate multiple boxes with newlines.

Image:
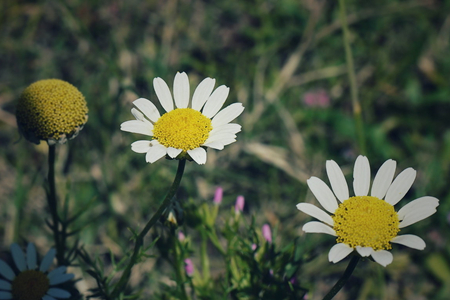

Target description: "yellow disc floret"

left=153, top=108, right=212, bottom=151
left=16, top=79, right=88, bottom=145
left=332, top=196, right=400, bottom=251
left=12, top=270, right=50, bottom=300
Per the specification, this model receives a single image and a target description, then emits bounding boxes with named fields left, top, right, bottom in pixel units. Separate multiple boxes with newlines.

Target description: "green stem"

left=339, top=0, right=366, bottom=155
left=322, top=255, right=360, bottom=300
left=110, top=159, right=186, bottom=299
left=47, top=144, right=64, bottom=265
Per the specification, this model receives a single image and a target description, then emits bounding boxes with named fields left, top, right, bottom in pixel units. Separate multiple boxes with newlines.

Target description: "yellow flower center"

left=16, top=79, right=88, bottom=144
left=152, top=108, right=212, bottom=151
left=11, top=270, right=50, bottom=300
left=332, top=196, right=400, bottom=251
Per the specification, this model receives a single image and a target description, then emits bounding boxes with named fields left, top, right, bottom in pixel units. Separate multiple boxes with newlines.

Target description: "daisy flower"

left=297, top=155, right=439, bottom=267
left=0, top=243, right=74, bottom=300
left=120, top=72, right=244, bottom=164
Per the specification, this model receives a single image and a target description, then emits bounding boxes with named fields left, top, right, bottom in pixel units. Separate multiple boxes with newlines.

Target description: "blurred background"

left=1, top=0, right=450, bottom=299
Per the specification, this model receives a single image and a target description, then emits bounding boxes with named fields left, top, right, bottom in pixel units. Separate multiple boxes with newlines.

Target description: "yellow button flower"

left=297, top=155, right=439, bottom=267
left=16, top=79, right=88, bottom=145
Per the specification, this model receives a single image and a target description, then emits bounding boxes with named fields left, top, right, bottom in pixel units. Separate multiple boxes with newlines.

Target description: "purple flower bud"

left=262, top=224, right=272, bottom=243
left=251, top=244, right=257, bottom=251
left=184, top=258, right=194, bottom=276
left=178, top=231, right=186, bottom=242
left=213, top=187, right=223, bottom=205
left=235, top=195, right=245, bottom=213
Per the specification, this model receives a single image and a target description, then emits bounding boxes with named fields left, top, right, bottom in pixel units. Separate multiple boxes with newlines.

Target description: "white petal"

left=397, top=196, right=439, bottom=219
left=26, top=243, right=37, bottom=270
left=391, top=234, right=426, bottom=250
left=131, top=140, right=152, bottom=153
left=153, top=77, right=174, bottom=112
left=173, top=72, right=190, bottom=108
left=397, top=196, right=439, bottom=227
left=221, top=138, right=237, bottom=146
left=42, top=295, right=57, bottom=300
left=133, top=98, right=161, bottom=122
left=356, top=246, right=373, bottom=257
left=204, top=132, right=236, bottom=144
left=48, top=266, right=67, bottom=279
left=203, top=141, right=224, bottom=150
left=131, top=108, right=144, bottom=121
left=0, top=291, right=12, bottom=299
left=40, top=248, right=56, bottom=272
left=47, top=288, right=71, bottom=298
left=296, top=203, right=334, bottom=226
left=326, top=160, right=349, bottom=202
left=0, top=260, right=15, bottom=280
left=371, top=250, right=393, bottom=267
left=10, top=244, right=26, bottom=272
left=306, top=177, right=339, bottom=214
left=187, top=148, right=207, bottom=164
left=328, top=243, right=354, bottom=263
left=202, top=85, right=230, bottom=118
left=371, top=159, right=396, bottom=199
left=167, top=147, right=183, bottom=158
left=145, top=144, right=167, bottom=163
left=120, top=120, right=153, bottom=136
left=211, top=103, right=244, bottom=128
left=0, top=279, right=11, bottom=290
left=192, top=78, right=215, bottom=111
left=210, top=123, right=241, bottom=135
left=353, top=155, right=370, bottom=196
left=385, top=168, right=416, bottom=205
left=49, top=273, right=74, bottom=285
left=302, top=221, right=336, bottom=236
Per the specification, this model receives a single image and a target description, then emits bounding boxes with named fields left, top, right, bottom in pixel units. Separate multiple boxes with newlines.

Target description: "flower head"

left=235, top=195, right=245, bottom=213
left=297, top=155, right=439, bottom=267
left=262, top=224, right=272, bottom=244
left=213, top=186, right=223, bottom=205
left=0, top=243, right=74, bottom=300
left=184, top=259, right=194, bottom=277
left=120, top=72, right=244, bottom=164
left=16, top=79, right=88, bottom=145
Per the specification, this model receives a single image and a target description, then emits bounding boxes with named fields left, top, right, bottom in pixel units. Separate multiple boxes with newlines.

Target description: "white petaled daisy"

left=297, top=155, right=439, bottom=267
left=120, top=72, right=245, bottom=164
left=0, top=243, right=74, bottom=300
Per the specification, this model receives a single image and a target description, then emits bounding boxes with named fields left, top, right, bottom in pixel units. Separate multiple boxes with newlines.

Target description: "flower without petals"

left=297, top=155, right=439, bottom=267
left=121, top=72, right=244, bottom=164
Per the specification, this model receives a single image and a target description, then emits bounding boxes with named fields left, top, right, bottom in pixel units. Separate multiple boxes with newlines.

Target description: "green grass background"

left=1, top=0, right=450, bottom=299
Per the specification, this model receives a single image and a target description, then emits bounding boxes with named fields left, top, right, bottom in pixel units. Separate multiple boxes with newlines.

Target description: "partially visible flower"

left=213, top=187, right=223, bottom=205
left=121, top=72, right=244, bottom=164
left=16, top=79, right=88, bottom=145
left=235, top=195, right=245, bottom=213
left=297, top=155, right=439, bottom=267
left=302, top=89, right=330, bottom=108
left=0, top=243, right=74, bottom=300
left=262, top=224, right=272, bottom=244
left=184, top=259, right=194, bottom=277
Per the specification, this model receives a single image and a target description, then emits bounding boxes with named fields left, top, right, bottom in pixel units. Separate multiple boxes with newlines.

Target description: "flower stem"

left=322, top=255, right=360, bottom=300
left=110, top=159, right=186, bottom=299
left=47, top=144, right=64, bottom=265
left=339, top=0, right=366, bottom=155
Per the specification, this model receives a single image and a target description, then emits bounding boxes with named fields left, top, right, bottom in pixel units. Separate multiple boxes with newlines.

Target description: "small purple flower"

left=235, top=195, right=245, bottom=213
left=178, top=231, right=186, bottom=242
left=213, top=187, right=223, bottom=205
left=184, top=258, right=194, bottom=276
left=303, top=89, right=330, bottom=108
left=251, top=244, right=257, bottom=251
left=262, top=224, right=272, bottom=243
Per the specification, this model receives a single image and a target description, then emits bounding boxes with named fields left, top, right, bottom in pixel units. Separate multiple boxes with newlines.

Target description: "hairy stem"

left=110, top=159, right=186, bottom=299
left=323, top=255, right=360, bottom=300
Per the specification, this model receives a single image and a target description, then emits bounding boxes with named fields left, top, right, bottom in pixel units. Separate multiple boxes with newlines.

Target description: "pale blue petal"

left=26, top=243, right=37, bottom=270
left=39, top=248, right=56, bottom=272
left=0, top=260, right=15, bottom=281
left=10, top=244, right=26, bottom=272
left=47, top=288, right=71, bottom=298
